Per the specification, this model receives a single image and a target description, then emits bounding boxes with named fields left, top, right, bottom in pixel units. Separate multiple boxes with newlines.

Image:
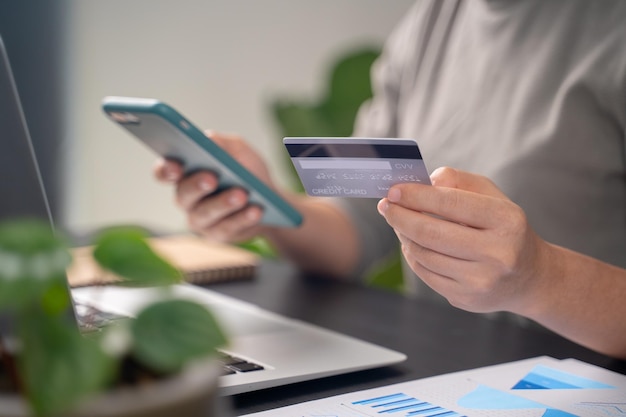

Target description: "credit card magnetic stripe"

left=285, top=143, right=423, bottom=159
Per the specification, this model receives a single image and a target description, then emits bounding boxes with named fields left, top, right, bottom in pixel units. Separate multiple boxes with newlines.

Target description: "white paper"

left=239, top=356, right=626, bottom=417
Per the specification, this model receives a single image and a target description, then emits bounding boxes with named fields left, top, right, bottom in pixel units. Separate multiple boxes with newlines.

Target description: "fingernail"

left=163, top=167, right=178, bottom=182
left=246, top=208, right=261, bottom=222
left=388, top=187, right=401, bottom=202
left=228, top=192, right=244, bottom=207
left=198, top=179, right=213, bottom=192
left=377, top=199, right=388, bottom=215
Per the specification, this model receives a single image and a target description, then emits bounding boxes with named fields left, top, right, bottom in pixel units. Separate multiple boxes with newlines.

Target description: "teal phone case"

left=102, top=96, right=302, bottom=227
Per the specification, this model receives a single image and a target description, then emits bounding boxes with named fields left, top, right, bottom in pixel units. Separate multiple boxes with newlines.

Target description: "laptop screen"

left=0, top=36, right=65, bottom=336
left=0, top=36, right=53, bottom=224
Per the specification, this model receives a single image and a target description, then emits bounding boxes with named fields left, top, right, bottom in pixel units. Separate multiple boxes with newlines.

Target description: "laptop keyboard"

left=74, top=301, right=265, bottom=376
left=74, top=301, right=128, bottom=331
left=218, top=353, right=265, bottom=375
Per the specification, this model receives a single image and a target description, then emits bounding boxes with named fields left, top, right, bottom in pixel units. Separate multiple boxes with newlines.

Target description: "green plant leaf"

left=0, top=218, right=67, bottom=255
left=131, top=299, right=227, bottom=374
left=93, top=227, right=182, bottom=286
left=19, top=309, right=114, bottom=417
left=237, top=236, right=277, bottom=259
left=366, top=249, right=405, bottom=293
left=0, top=219, right=100, bottom=416
left=324, top=48, right=379, bottom=135
left=0, top=219, right=71, bottom=309
left=272, top=102, right=335, bottom=138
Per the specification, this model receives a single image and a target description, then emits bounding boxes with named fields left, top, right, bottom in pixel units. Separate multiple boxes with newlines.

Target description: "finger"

left=175, top=172, right=220, bottom=210
left=402, top=243, right=509, bottom=313
left=384, top=203, right=488, bottom=261
left=203, top=205, right=264, bottom=243
left=186, top=188, right=250, bottom=230
left=153, top=158, right=184, bottom=183
left=395, top=236, right=488, bottom=311
left=396, top=232, right=477, bottom=281
left=397, top=239, right=460, bottom=299
left=405, top=257, right=487, bottom=312
left=396, top=232, right=502, bottom=298
left=430, top=167, right=508, bottom=198
left=386, top=183, right=512, bottom=229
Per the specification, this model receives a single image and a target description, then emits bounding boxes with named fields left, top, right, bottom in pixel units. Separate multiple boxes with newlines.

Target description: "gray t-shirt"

left=339, top=0, right=626, bottom=298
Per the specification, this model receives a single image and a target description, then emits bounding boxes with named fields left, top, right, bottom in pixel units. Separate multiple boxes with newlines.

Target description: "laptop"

left=0, top=36, right=406, bottom=396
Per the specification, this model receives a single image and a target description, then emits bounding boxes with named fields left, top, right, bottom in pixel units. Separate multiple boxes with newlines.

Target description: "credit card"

left=283, top=137, right=430, bottom=198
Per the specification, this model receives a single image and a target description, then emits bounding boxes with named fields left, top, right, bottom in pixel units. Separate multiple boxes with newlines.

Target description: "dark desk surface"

left=206, top=260, right=625, bottom=416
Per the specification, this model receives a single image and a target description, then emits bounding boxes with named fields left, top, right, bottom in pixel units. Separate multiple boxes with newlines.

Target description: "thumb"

left=430, top=167, right=508, bottom=199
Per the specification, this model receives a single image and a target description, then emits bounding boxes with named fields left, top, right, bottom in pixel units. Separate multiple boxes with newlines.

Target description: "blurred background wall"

left=5, top=1, right=415, bottom=235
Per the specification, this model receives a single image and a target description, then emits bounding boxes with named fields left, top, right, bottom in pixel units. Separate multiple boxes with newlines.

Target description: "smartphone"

left=102, top=96, right=302, bottom=227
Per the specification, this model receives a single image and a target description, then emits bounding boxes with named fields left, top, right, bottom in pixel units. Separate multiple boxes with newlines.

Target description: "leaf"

left=19, top=309, right=114, bottom=417
left=325, top=48, right=379, bottom=106
left=366, top=249, right=406, bottom=293
left=93, top=227, right=182, bottom=286
left=131, top=299, right=227, bottom=373
left=0, top=219, right=101, bottom=416
left=0, top=219, right=71, bottom=309
left=0, top=269, right=44, bottom=308
left=324, top=48, right=379, bottom=135
left=237, top=236, right=277, bottom=259
left=0, top=218, right=67, bottom=255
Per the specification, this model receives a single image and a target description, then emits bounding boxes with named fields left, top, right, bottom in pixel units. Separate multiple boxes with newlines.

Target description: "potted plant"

left=0, top=218, right=228, bottom=417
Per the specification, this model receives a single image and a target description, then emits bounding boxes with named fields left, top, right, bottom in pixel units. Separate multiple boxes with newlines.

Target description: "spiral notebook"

left=67, top=234, right=259, bottom=287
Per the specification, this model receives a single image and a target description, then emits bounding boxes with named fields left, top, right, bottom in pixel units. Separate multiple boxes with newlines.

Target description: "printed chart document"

left=240, top=356, right=626, bottom=417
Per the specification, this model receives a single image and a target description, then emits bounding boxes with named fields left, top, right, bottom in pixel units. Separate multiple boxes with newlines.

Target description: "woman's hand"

left=153, top=130, right=275, bottom=243
left=377, top=167, right=551, bottom=314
